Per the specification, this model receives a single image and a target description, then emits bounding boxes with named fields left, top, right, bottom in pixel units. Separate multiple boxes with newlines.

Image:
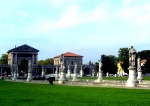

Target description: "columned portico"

left=7, top=44, right=39, bottom=81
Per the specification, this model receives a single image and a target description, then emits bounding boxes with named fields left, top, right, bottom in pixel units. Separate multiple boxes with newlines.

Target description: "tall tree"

left=0, top=54, right=8, bottom=64
left=100, top=54, right=117, bottom=74
left=118, top=47, right=129, bottom=73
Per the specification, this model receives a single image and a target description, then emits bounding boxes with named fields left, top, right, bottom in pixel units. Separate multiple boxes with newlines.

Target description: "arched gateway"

left=7, top=44, right=39, bottom=81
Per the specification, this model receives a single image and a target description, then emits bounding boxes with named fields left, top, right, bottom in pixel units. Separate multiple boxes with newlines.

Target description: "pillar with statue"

left=27, top=60, right=32, bottom=82
left=137, top=57, right=143, bottom=83
left=126, top=46, right=138, bottom=87
left=96, top=60, right=103, bottom=82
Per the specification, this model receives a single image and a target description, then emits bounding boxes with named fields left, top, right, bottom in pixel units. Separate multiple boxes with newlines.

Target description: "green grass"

left=0, top=80, right=150, bottom=106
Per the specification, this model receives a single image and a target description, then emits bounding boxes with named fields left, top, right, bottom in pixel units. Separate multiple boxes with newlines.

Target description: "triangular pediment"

left=7, top=44, right=39, bottom=53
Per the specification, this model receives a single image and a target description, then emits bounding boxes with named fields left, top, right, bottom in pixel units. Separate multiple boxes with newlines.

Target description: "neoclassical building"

left=7, top=44, right=39, bottom=65
left=7, top=44, right=39, bottom=81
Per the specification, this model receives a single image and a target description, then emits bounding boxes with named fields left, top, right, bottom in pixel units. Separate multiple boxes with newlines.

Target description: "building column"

left=32, top=54, right=34, bottom=64
left=36, top=54, right=38, bottom=64
left=11, top=53, right=14, bottom=65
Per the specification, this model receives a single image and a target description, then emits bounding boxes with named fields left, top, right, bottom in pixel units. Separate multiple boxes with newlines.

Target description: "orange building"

left=54, top=52, right=83, bottom=66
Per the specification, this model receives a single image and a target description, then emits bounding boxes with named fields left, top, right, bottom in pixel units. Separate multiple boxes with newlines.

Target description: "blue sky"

left=0, top=0, right=150, bottom=63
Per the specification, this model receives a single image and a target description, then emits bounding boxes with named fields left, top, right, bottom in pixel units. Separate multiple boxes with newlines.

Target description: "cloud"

left=56, top=5, right=80, bottom=28
left=123, top=0, right=132, bottom=5
left=50, top=0, right=65, bottom=6
left=119, top=2, right=150, bottom=27
left=56, top=4, right=107, bottom=28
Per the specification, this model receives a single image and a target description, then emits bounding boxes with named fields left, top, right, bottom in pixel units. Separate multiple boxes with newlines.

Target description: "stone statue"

left=28, top=60, right=32, bottom=69
left=129, top=46, right=136, bottom=66
left=74, top=62, right=77, bottom=72
left=117, top=61, right=124, bottom=76
left=99, top=61, right=102, bottom=70
left=137, top=57, right=141, bottom=70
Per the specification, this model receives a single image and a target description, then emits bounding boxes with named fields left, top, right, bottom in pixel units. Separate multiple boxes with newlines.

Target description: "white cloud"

left=119, top=3, right=150, bottom=27
left=50, top=0, right=65, bottom=6
left=56, top=5, right=107, bottom=28
left=123, top=0, right=132, bottom=5
left=56, top=5, right=80, bottom=28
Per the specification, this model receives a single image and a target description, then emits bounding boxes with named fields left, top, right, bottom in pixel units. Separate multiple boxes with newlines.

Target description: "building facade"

left=54, top=52, right=83, bottom=73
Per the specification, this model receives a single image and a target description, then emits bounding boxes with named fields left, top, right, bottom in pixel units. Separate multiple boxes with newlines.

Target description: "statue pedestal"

left=58, top=71, right=67, bottom=84
left=80, top=70, right=84, bottom=77
left=72, top=73, right=78, bottom=81
left=137, top=71, right=143, bottom=83
left=27, top=72, right=32, bottom=82
left=126, top=66, right=138, bottom=87
left=96, top=71, right=103, bottom=82
left=67, top=70, right=71, bottom=78
left=12, top=72, right=17, bottom=81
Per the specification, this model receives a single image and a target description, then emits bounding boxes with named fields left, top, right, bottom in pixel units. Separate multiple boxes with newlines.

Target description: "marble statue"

left=129, top=46, right=136, bottom=66
left=96, top=60, right=103, bottom=82
left=126, top=46, right=138, bottom=87
left=137, top=57, right=143, bottom=83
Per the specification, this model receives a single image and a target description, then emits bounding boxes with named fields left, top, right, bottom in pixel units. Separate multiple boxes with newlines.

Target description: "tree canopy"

left=117, top=47, right=129, bottom=73
left=38, top=58, right=54, bottom=65
left=0, top=54, right=8, bottom=64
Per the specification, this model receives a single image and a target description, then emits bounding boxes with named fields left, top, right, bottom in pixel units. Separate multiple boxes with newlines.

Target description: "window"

left=71, top=61, right=74, bottom=65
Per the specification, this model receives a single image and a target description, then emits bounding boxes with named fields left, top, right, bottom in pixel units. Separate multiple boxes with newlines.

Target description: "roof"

left=141, top=59, right=147, bottom=63
left=54, top=52, right=83, bottom=58
left=7, top=44, right=39, bottom=53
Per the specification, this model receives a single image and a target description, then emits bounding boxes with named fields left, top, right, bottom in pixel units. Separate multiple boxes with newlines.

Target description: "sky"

left=0, top=0, right=150, bottom=64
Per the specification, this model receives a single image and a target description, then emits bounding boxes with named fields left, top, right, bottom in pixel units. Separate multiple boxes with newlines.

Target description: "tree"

left=137, top=50, right=150, bottom=73
left=117, top=47, right=129, bottom=73
left=100, top=54, right=117, bottom=74
left=38, top=58, right=54, bottom=65
left=0, top=54, right=8, bottom=64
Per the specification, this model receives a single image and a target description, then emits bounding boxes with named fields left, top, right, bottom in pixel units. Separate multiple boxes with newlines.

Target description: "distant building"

left=141, top=59, right=147, bottom=66
left=54, top=52, right=83, bottom=66
left=53, top=52, right=83, bottom=73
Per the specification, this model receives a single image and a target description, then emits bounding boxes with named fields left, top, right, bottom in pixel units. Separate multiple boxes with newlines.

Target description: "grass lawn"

left=0, top=80, right=150, bottom=106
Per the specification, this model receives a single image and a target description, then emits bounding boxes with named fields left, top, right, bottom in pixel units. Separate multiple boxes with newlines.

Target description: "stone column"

left=58, top=62, right=67, bottom=84
left=72, top=62, right=78, bottom=81
left=67, top=64, right=71, bottom=78
left=96, top=61, right=103, bottom=82
left=32, top=54, right=34, bottom=64
left=137, top=57, right=143, bottom=83
left=27, top=60, right=32, bottom=82
left=41, top=65, right=45, bottom=77
left=55, top=66, right=59, bottom=79
left=11, top=53, right=14, bottom=65
left=80, top=65, right=84, bottom=77
left=126, top=46, right=138, bottom=87
left=35, top=54, right=38, bottom=64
